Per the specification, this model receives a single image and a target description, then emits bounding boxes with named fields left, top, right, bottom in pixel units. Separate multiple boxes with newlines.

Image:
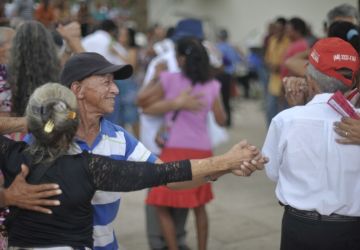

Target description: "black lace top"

left=0, top=135, right=192, bottom=248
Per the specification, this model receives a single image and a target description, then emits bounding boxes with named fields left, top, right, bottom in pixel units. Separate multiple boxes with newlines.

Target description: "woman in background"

left=108, top=26, right=141, bottom=137
left=141, top=37, right=227, bottom=250
left=8, top=20, right=61, bottom=117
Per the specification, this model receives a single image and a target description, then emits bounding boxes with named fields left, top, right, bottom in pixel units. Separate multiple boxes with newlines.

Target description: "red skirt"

left=146, top=147, right=214, bottom=208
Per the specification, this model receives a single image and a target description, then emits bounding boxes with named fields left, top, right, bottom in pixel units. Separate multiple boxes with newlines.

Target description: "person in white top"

left=263, top=37, right=360, bottom=250
left=82, top=19, right=122, bottom=65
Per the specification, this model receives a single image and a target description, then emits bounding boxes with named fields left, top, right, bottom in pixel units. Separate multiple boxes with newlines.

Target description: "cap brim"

left=95, top=64, right=133, bottom=80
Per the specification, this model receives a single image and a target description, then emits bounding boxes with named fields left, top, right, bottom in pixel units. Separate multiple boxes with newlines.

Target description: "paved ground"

left=115, top=98, right=283, bottom=250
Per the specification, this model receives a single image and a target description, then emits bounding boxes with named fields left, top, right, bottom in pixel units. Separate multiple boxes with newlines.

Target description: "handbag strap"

left=171, top=110, right=180, bottom=121
left=168, top=110, right=180, bottom=127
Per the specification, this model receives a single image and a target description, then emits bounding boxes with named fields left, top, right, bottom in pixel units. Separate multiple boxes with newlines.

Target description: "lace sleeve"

left=86, top=154, right=192, bottom=192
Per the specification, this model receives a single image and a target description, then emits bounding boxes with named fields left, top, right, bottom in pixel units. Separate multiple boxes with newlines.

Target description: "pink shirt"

left=280, top=38, right=309, bottom=78
left=160, top=72, right=221, bottom=150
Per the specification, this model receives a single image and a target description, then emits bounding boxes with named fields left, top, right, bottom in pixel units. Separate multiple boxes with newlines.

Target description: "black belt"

left=284, top=205, right=360, bottom=222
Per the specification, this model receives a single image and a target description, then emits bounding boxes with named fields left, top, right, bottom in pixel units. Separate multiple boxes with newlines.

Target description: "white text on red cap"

left=333, top=54, right=357, bottom=62
left=311, top=50, right=320, bottom=63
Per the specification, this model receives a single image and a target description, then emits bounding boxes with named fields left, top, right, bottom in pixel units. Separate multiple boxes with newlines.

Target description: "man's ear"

left=70, top=81, right=84, bottom=99
left=306, top=75, right=320, bottom=97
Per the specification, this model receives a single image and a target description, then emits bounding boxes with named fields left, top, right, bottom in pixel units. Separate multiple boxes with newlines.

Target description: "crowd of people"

left=0, top=1, right=359, bottom=250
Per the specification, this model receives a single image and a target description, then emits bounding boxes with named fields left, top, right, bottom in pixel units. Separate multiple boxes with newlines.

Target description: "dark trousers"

left=281, top=209, right=360, bottom=250
left=216, top=73, right=232, bottom=126
left=146, top=204, right=188, bottom=249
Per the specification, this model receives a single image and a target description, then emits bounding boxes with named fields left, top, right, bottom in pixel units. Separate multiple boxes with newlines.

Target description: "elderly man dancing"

left=263, top=37, right=360, bottom=250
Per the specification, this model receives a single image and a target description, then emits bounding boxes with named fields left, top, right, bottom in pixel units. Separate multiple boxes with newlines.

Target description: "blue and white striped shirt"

left=73, top=119, right=157, bottom=250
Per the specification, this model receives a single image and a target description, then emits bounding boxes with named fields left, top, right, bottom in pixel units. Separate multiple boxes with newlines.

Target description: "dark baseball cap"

left=60, top=52, right=133, bottom=87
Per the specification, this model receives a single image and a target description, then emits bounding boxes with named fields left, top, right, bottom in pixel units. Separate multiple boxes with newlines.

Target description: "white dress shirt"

left=263, top=93, right=360, bottom=216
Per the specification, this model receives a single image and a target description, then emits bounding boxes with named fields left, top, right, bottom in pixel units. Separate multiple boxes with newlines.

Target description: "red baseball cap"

left=308, top=37, right=359, bottom=86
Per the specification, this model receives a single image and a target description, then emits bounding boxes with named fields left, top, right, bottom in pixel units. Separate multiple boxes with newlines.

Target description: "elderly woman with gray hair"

left=0, top=83, right=266, bottom=249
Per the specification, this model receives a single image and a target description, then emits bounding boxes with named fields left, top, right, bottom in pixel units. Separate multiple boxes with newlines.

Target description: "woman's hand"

left=283, top=77, right=308, bottom=107
left=222, top=140, right=268, bottom=176
left=334, top=117, right=360, bottom=145
left=174, top=88, right=204, bottom=111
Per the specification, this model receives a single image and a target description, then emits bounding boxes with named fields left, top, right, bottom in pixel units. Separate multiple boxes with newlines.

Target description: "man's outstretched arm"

left=0, top=117, right=27, bottom=134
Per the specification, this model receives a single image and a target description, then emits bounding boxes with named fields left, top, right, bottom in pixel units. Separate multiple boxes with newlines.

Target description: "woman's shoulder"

left=160, top=72, right=189, bottom=90
left=160, top=71, right=182, bottom=81
left=199, top=78, right=221, bottom=91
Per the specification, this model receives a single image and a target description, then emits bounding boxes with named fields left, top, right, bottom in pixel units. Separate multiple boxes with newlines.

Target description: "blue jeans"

left=266, top=94, right=279, bottom=127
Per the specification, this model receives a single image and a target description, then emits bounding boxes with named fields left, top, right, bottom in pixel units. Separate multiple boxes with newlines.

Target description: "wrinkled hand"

left=283, top=77, right=309, bottom=106
left=334, top=116, right=360, bottom=145
left=232, top=152, right=269, bottom=177
left=56, top=21, right=81, bottom=42
left=4, top=164, right=61, bottom=214
left=223, top=140, right=266, bottom=176
left=174, top=88, right=204, bottom=111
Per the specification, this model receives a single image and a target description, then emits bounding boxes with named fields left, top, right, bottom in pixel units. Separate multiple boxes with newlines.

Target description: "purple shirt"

left=160, top=72, right=221, bottom=150
left=280, top=38, right=309, bottom=78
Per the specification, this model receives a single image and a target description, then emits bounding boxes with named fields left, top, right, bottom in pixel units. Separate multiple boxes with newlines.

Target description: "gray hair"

left=26, top=83, right=79, bottom=164
left=8, top=21, right=61, bottom=116
left=307, top=64, right=351, bottom=93
left=327, top=4, right=360, bottom=26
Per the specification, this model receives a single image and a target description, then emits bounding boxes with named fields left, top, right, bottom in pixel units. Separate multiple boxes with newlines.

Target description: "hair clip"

left=185, top=47, right=192, bottom=55
left=54, top=101, right=67, bottom=112
left=67, top=111, right=77, bottom=120
left=44, top=119, right=55, bottom=134
left=347, top=29, right=359, bottom=41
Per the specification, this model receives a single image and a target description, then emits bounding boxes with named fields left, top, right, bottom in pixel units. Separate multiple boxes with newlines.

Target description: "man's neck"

left=76, top=107, right=102, bottom=146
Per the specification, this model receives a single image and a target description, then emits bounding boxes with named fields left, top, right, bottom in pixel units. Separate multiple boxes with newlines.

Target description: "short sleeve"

left=212, top=79, right=221, bottom=99
left=123, top=128, right=157, bottom=163
left=208, top=79, right=221, bottom=104
left=262, top=118, right=283, bottom=181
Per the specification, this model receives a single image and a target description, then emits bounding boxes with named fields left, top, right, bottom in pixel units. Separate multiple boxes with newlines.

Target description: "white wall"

left=148, top=0, right=358, bottom=48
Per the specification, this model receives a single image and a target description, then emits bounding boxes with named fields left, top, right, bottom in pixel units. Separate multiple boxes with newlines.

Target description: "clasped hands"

left=223, top=140, right=269, bottom=177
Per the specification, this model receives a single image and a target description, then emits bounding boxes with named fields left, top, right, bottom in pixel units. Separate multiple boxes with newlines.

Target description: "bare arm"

left=166, top=140, right=268, bottom=189
left=284, top=50, right=309, bottom=77
left=0, top=116, right=27, bottom=134
left=137, top=62, right=168, bottom=108
left=141, top=84, right=205, bottom=115
left=212, top=96, right=227, bottom=126
left=137, top=79, right=164, bottom=109
left=57, top=22, right=85, bottom=66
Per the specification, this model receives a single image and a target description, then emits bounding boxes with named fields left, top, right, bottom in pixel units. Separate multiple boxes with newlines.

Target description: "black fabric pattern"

left=0, top=136, right=14, bottom=156
left=87, top=154, right=193, bottom=192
